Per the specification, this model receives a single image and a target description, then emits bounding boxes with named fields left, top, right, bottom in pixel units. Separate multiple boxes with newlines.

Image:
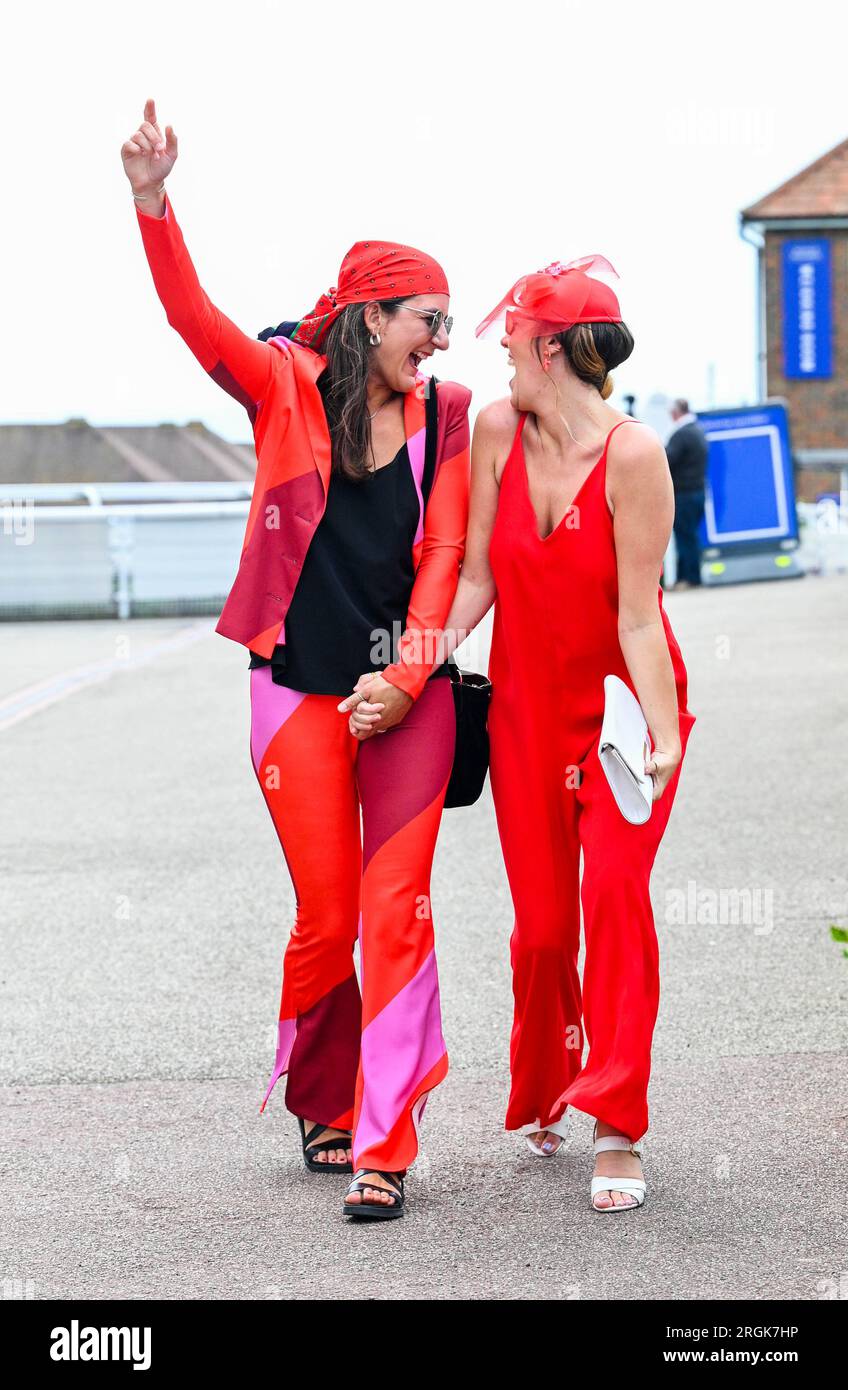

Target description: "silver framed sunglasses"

left=399, top=305, right=454, bottom=339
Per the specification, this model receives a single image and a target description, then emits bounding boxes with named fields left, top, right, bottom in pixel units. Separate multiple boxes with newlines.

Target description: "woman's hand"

left=645, top=744, right=681, bottom=800
left=341, top=691, right=386, bottom=741
left=337, top=673, right=413, bottom=740
left=121, top=98, right=178, bottom=194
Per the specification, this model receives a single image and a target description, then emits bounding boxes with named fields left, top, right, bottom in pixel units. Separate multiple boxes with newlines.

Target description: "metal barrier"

left=0, top=483, right=252, bottom=619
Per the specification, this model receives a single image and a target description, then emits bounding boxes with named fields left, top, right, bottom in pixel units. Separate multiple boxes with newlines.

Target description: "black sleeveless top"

left=248, top=439, right=451, bottom=695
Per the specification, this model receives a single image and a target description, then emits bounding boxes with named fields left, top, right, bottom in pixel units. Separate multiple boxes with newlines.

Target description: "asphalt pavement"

left=2, top=573, right=846, bottom=1300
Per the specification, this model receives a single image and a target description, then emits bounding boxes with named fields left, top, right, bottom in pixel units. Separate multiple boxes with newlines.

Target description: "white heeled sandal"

left=590, top=1120, right=646, bottom=1211
left=522, top=1112, right=571, bottom=1157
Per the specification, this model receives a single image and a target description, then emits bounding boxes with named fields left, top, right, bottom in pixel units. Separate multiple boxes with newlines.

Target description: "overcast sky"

left=3, top=0, right=845, bottom=444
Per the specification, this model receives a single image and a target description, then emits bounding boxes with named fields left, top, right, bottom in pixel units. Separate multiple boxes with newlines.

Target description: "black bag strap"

left=421, top=375, right=439, bottom=509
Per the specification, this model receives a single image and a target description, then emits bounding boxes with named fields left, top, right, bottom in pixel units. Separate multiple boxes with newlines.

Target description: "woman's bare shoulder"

left=606, top=418, right=672, bottom=510
left=473, top=396, right=522, bottom=444
left=608, top=418, right=667, bottom=468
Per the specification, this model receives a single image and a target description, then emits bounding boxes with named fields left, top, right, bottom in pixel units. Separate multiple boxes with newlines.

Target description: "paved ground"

left=1, top=573, right=847, bottom=1301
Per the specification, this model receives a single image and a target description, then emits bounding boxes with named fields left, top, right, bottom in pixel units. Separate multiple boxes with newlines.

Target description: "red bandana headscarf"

left=476, top=254, right=622, bottom=340
left=291, top=240, right=450, bottom=350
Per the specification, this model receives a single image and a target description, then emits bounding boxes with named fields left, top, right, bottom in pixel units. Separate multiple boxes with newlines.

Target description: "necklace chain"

left=368, top=394, right=395, bottom=421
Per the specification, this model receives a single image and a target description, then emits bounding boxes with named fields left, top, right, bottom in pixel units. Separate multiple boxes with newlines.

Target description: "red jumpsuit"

left=487, top=414, right=697, bottom=1143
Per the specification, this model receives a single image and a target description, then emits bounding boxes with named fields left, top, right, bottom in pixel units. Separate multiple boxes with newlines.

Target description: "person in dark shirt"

left=665, top=399, right=708, bottom=589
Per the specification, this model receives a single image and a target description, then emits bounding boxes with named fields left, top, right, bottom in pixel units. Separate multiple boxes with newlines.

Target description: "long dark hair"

left=318, top=299, right=407, bottom=481
left=259, top=299, right=407, bottom=482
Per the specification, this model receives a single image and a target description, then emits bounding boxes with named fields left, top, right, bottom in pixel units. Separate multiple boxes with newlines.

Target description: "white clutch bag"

left=598, top=675, right=654, bottom=824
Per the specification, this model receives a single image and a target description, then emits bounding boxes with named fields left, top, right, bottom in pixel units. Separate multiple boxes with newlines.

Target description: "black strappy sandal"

left=297, top=1116, right=353, bottom=1174
left=342, top=1168, right=405, bottom=1220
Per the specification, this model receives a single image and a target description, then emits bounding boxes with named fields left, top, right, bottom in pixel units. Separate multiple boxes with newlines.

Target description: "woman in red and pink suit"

left=122, top=100, right=471, bottom=1222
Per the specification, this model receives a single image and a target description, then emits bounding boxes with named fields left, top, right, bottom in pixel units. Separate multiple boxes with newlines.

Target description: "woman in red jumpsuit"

left=400, top=257, right=697, bottom=1211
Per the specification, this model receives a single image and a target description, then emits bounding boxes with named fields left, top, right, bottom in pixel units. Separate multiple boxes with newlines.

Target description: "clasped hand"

left=336, top=673, right=413, bottom=740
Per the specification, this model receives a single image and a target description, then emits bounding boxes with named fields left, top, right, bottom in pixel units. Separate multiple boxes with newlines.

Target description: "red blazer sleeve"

left=135, top=190, right=275, bottom=413
left=381, top=382, right=472, bottom=701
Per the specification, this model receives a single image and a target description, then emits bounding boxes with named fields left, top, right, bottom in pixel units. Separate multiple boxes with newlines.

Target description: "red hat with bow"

left=476, top=255, right=622, bottom=341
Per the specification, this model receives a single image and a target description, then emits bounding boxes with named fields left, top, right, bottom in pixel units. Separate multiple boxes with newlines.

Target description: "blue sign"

left=694, top=403, right=798, bottom=548
left=782, top=238, right=832, bottom=379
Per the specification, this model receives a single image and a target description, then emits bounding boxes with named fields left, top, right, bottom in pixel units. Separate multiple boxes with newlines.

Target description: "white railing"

left=4, top=485, right=844, bottom=624
left=0, top=483, right=252, bottom=619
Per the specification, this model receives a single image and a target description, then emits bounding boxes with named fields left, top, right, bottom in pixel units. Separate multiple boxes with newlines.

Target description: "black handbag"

left=443, top=660, right=493, bottom=807
left=421, top=378, right=493, bottom=808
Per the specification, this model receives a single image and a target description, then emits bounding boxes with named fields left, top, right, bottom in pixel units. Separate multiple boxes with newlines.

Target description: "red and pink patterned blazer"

left=134, top=192, right=472, bottom=700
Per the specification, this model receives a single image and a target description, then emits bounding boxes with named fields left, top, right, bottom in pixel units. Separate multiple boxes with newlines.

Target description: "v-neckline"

left=366, top=443, right=405, bottom=476
left=517, top=414, right=628, bottom=543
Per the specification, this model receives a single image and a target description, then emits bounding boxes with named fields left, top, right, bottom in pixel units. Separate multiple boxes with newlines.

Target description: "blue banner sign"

left=695, top=403, right=798, bottom=548
left=782, top=238, right=832, bottom=379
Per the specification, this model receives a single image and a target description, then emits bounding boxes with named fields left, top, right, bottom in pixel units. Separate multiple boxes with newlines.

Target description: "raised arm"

left=122, top=99, right=275, bottom=414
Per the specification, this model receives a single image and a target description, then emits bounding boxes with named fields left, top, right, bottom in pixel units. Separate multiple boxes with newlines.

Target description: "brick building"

left=740, top=135, right=848, bottom=501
